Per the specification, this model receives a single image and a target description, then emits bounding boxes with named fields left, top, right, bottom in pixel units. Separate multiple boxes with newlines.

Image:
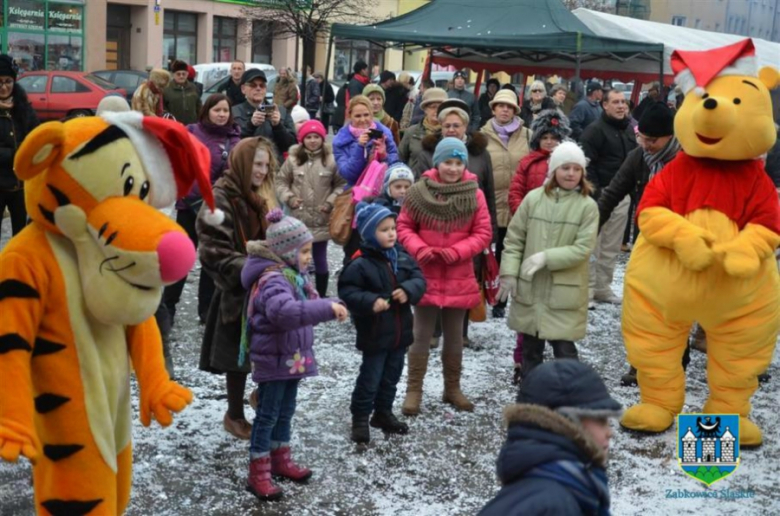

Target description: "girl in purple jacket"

left=240, top=208, right=348, bottom=502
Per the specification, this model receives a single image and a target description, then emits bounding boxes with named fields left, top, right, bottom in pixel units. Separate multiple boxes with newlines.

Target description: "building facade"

left=648, top=0, right=780, bottom=42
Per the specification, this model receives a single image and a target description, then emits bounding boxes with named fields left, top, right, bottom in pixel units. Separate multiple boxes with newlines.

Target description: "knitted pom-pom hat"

left=265, top=208, right=313, bottom=269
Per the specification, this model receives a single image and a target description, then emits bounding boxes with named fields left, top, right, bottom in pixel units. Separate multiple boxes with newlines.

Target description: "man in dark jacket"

left=163, top=60, right=201, bottom=125
left=478, top=78, right=500, bottom=128
left=217, top=60, right=246, bottom=107
left=448, top=70, right=480, bottom=134
left=304, top=71, right=323, bottom=119
left=479, top=360, right=621, bottom=516
left=0, top=54, right=39, bottom=238
left=569, top=82, right=603, bottom=140
left=232, top=69, right=296, bottom=160
left=581, top=88, right=637, bottom=305
left=381, top=70, right=410, bottom=123
left=631, top=82, right=662, bottom=122
left=347, top=61, right=370, bottom=100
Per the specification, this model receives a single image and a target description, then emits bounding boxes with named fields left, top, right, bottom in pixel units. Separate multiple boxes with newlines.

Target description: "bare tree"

left=560, top=0, right=615, bottom=12
left=242, top=0, right=380, bottom=105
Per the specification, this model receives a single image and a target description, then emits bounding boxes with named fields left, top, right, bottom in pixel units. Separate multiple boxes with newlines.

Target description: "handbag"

left=352, top=158, right=387, bottom=204
left=482, top=248, right=500, bottom=306
left=469, top=286, right=487, bottom=322
left=328, top=187, right=355, bottom=246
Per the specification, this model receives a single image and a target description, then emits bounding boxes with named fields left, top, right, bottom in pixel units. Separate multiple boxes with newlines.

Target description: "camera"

left=367, top=128, right=384, bottom=140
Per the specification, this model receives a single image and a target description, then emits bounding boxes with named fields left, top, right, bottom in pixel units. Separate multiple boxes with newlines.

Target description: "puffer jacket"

left=482, top=120, right=531, bottom=227
left=508, top=149, right=550, bottom=215
left=178, top=121, right=241, bottom=210
left=338, top=245, right=426, bottom=354
left=274, top=76, right=299, bottom=110
left=162, top=80, right=201, bottom=125
left=241, top=241, right=336, bottom=383
left=332, top=122, right=399, bottom=185
left=501, top=186, right=598, bottom=342
left=580, top=112, right=638, bottom=193
left=275, top=144, right=346, bottom=242
left=414, top=131, right=497, bottom=239
left=0, top=87, right=39, bottom=190
left=397, top=169, right=493, bottom=309
left=478, top=404, right=610, bottom=516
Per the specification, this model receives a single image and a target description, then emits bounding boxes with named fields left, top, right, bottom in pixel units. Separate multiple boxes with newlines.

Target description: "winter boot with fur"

left=402, top=353, right=429, bottom=416
left=247, top=456, right=283, bottom=501
left=270, top=447, right=312, bottom=482
left=315, top=273, right=330, bottom=299
left=690, top=324, right=708, bottom=353
left=441, top=353, right=474, bottom=411
left=370, top=411, right=409, bottom=434
left=351, top=415, right=370, bottom=443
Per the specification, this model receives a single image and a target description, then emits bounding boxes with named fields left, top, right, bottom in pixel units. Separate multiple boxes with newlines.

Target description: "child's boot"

left=370, top=411, right=409, bottom=434
left=247, top=456, right=283, bottom=501
left=441, top=353, right=474, bottom=411
left=402, top=353, right=429, bottom=415
left=351, top=415, right=370, bottom=443
left=270, top=446, right=312, bottom=482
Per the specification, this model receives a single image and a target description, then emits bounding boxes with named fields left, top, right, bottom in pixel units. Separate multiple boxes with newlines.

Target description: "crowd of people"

left=3, top=54, right=780, bottom=514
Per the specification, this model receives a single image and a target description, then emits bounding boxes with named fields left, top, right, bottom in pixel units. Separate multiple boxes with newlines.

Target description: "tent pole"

left=426, top=49, right=434, bottom=81
left=659, top=50, right=664, bottom=88
left=474, top=68, right=484, bottom=98
left=575, top=54, right=582, bottom=100
left=324, top=33, right=334, bottom=86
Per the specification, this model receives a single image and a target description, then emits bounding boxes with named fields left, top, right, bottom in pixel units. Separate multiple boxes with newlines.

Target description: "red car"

left=16, top=71, right=127, bottom=121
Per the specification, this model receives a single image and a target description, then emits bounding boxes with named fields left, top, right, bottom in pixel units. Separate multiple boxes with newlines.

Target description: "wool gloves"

left=521, top=252, right=547, bottom=278
left=497, top=276, right=517, bottom=303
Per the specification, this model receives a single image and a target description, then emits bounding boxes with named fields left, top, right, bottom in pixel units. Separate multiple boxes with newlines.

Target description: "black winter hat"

left=529, top=109, right=572, bottom=150
left=353, top=60, right=368, bottom=74
left=171, top=60, right=189, bottom=73
left=0, top=55, right=17, bottom=80
left=241, top=68, right=267, bottom=85
left=517, top=360, right=622, bottom=419
left=379, top=70, right=396, bottom=84
left=638, top=101, right=675, bottom=137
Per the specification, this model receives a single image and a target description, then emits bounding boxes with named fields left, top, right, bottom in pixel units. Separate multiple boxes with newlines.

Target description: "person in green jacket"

left=497, top=141, right=598, bottom=380
left=163, top=60, right=202, bottom=125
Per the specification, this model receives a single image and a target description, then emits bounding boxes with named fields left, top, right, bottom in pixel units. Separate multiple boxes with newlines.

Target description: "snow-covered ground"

left=1, top=224, right=779, bottom=515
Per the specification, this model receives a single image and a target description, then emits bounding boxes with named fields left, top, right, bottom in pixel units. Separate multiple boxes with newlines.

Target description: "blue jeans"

left=350, top=347, right=406, bottom=417
left=250, top=379, right=300, bottom=456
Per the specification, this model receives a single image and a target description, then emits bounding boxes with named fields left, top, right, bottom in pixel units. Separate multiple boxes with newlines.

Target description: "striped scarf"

left=525, top=460, right=611, bottom=516
left=643, top=137, right=681, bottom=179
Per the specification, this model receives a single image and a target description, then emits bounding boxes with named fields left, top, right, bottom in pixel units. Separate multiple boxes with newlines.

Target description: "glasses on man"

left=0, top=79, right=14, bottom=87
left=246, top=82, right=266, bottom=90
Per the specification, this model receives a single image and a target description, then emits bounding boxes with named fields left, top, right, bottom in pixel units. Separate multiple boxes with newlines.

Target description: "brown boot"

left=223, top=412, right=252, bottom=440
left=441, top=354, right=474, bottom=412
left=691, top=324, right=707, bottom=353
left=402, top=353, right=429, bottom=416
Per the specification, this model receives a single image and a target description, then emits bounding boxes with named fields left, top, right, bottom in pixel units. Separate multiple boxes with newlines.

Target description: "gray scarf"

left=644, top=137, right=681, bottom=178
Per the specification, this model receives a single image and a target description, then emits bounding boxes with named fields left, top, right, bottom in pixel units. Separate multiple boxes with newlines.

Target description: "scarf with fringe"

left=403, top=176, right=478, bottom=233
left=643, top=136, right=681, bottom=179
left=422, top=117, right=440, bottom=136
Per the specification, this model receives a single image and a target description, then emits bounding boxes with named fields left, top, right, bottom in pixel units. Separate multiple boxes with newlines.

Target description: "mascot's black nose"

left=703, top=98, right=718, bottom=110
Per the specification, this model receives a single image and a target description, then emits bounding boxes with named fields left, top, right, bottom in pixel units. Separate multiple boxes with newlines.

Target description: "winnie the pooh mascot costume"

left=0, top=112, right=222, bottom=514
left=621, top=39, right=780, bottom=447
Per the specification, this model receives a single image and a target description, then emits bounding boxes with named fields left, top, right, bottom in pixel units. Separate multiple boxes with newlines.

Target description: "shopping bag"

left=352, top=158, right=387, bottom=203
left=482, top=248, right=500, bottom=306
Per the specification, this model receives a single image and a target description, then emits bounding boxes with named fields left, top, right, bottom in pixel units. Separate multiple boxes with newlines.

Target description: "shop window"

left=8, top=0, right=46, bottom=31
left=48, top=3, right=83, bottom=33
left=47, top=34, right=82, bottom=71
left=51, top=75, right=88, bottom=93
left=7, top=32, right=45, bottom=72
left=163, top=11, right=198, bottom=68
left=252, top=20, right=273, bottom=63
left=213, top=17, right=237, bottom=62
left=333, top=40, right=384, bottom=83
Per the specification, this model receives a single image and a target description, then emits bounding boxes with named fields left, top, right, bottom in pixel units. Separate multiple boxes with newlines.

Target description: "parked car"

left=372, top=70, right=453, bottom=98
left=92, top=69, right=148, bottom=101
left=17, top=71, right=126, bottom=121
left=201, top=71, right=279, bottom=105
left=194, top=62, right=276, bottom=89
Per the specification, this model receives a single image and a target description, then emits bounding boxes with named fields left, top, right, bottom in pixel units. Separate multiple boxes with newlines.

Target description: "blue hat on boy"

left=356, top=201, right=396, bottom=247
left=433, top=137, right=469, bottom=167
left=383, top=162, right=414, bottom=196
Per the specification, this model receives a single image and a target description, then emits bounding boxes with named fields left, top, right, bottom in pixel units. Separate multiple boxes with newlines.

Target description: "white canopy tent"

left=573, top=8, right=780, bottom=79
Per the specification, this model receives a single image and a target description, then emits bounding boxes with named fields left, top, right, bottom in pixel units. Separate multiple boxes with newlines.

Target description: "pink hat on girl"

left=297, top=120, right=327, bottom=144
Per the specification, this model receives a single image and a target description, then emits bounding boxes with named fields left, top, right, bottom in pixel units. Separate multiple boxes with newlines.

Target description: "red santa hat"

left=100, top=111, right=224, bottom=225
left=671, top=38, right=758, bottom=97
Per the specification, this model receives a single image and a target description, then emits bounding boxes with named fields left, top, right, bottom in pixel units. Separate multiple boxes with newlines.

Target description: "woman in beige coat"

left=481, top=89, right=531, bottom=318
left=275, top=120, right=346, bottom=297
left=131, top=68, right=171, bottom=117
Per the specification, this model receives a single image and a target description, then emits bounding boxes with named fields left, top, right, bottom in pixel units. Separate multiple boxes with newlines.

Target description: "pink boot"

left=271, top=447, right=313, bottom=482
left=247, top=456, right=283, bottom=501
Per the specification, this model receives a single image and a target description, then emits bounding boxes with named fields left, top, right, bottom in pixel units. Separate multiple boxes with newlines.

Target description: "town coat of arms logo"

left=677, top=414, right=740, bottom=486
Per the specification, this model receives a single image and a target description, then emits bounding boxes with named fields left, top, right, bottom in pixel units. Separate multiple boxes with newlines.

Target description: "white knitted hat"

left=547, top=141, right=588, bottom=178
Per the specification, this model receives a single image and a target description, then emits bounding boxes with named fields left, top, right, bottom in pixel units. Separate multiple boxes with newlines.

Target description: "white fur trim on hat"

left=547, top=141, right=589, bottom=179
left=675, top=55, right=758, bottom=96
left=100, top=111, right=176, bottom=208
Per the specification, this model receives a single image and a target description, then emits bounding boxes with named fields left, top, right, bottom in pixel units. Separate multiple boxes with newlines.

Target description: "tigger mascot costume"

left=621, top=39, right=780, bottom=447
left=0, top=111, right=223, bottom=514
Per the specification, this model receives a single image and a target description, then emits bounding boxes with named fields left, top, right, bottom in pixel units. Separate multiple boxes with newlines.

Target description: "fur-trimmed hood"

left=421, top=130, right=488, bottom=156
left=497, top=404, right=608, bottom=486
left=241, top=240, right=285, bottom=290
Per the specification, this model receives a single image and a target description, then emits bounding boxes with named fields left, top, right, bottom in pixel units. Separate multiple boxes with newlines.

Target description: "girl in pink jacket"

left=397, top=137, right=493, bottom=415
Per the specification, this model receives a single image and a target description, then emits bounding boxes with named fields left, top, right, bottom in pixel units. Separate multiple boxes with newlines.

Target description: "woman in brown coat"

left=274, top=67, right=299, bottom=111
left=197, top=137, right=279, bottom=439
left=131, top=68, right=171, bottom=116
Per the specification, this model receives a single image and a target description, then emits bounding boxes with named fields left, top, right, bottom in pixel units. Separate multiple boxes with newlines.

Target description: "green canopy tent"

left=328, top=0, right=665, bottom=91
